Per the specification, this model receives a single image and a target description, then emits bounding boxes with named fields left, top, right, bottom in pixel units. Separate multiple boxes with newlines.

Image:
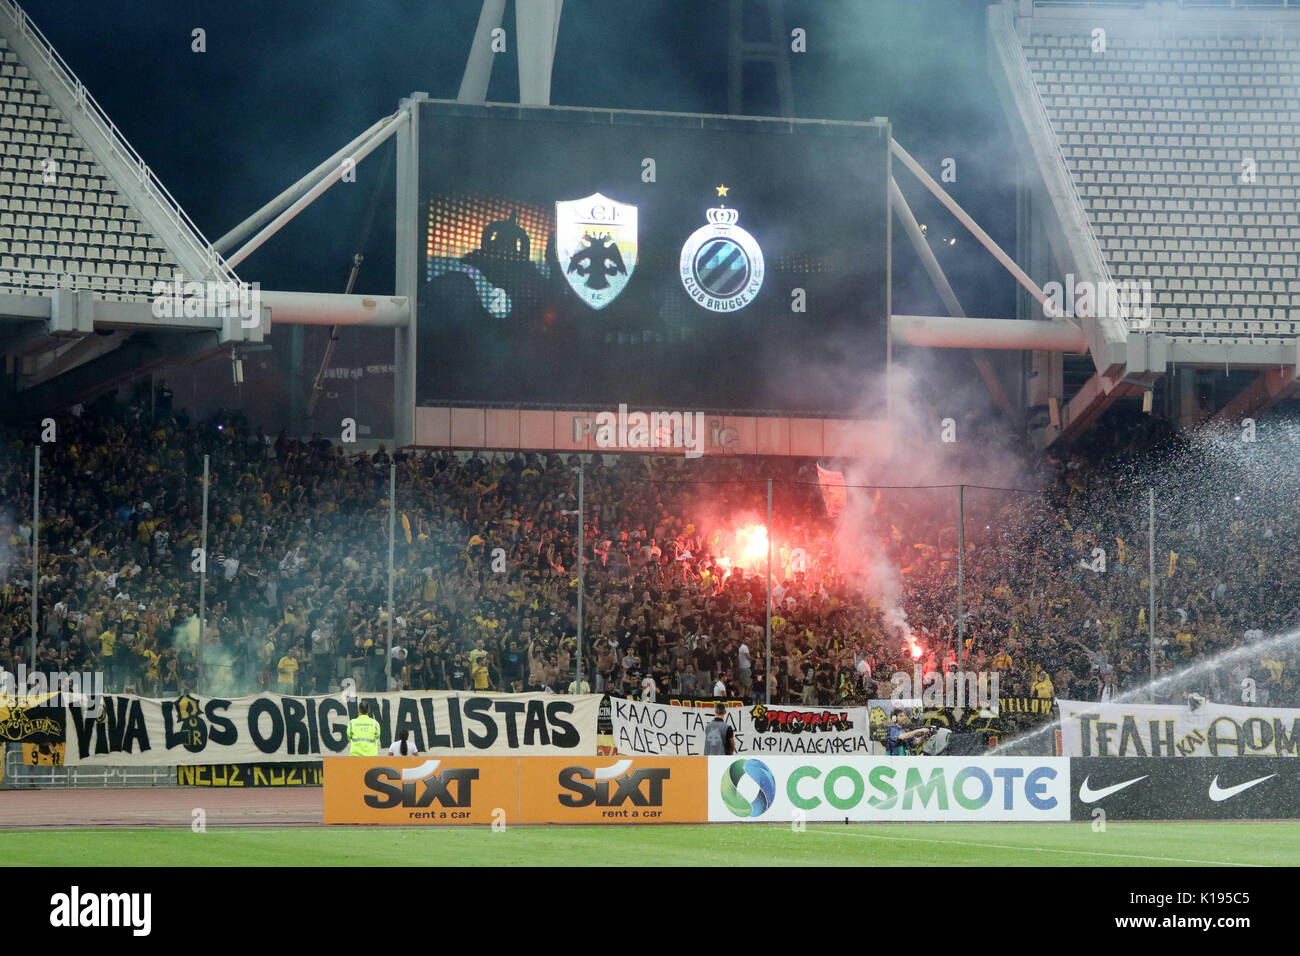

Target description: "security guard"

left=703, top=702, right=736, bottom=755
left=346, top=701, right=381, bottom=757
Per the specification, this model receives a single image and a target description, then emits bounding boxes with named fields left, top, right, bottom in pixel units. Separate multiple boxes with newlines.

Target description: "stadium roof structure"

left=896, top=0, right=1300, bottom=446
left=0, top=0, right=408, bottom=419
left=6, top=0, right=1299, bottom=449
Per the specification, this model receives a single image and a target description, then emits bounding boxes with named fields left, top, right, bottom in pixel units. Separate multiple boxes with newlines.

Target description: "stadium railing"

left=2, top=744, right=177, bottom=789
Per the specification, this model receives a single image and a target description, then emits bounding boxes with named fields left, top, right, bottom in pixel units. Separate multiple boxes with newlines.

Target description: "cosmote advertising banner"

left=706, top=756, right=1071, bottom=822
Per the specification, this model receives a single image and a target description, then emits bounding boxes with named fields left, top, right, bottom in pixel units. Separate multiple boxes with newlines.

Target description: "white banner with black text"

left=608, top=698, right=872, bottom=756
left=61, top=691, right=602, bottom=766
left=1057, top=698, right=1300, bottom=758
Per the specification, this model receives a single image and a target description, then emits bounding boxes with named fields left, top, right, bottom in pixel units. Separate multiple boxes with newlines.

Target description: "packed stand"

left=2, top=401, right=1298, bottom=710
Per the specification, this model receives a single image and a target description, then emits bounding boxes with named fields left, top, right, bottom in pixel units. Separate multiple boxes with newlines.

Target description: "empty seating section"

left=0, top=36, right=179, bottom=301
left=1021, top=30, right=1300, bottom=341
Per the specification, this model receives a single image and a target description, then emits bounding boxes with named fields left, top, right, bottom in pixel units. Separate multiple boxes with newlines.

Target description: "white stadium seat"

left=1022, top=24, right=1300, bottom=340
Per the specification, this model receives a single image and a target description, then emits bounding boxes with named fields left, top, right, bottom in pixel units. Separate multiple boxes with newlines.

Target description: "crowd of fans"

left=2, top=398, right=1299, bottom=715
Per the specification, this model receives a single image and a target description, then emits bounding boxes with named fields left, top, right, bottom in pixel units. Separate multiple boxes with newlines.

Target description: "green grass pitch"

left=1, top=822, right=1294, bottom=866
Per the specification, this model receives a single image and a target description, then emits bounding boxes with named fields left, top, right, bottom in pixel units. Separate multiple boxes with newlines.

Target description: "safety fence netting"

left=2, top=446, right=1089, bottom=762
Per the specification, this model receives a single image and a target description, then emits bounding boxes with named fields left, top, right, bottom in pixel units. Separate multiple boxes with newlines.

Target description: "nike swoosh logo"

left=1078, top=775, right=1148, bottom=803
left=1208, top=774, right=1276, bottom=802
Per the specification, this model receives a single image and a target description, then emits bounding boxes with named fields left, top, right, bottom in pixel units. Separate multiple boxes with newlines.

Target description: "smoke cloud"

left=829, top=353, right=1042, bottom=650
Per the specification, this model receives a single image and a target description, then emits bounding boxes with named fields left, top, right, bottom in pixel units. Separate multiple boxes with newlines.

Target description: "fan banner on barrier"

left=665, top=697, right=747, bottom=708
left=176, top=763, right=324, bottom=787
left=21, top=742, right=65, bottom=766
left=608, top=698, right=872, bottom=756
left=867, top=698, right=1056, bottom=751
left=0, top=691, right=66, bottom=744
left=60, top=691, right=602, bottom=766
left=1057, top=698, right=1300, bottom=758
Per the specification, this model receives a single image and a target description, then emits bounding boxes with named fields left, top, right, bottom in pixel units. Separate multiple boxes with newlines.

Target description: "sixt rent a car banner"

left=323, top=756, right=706, bottom=825
left=706, top=756, right=1071, bottom=822
left=61, top=691, right=602, bottom=766
left=517, top=757, right=706, bottom=823
left=324, top=756, right=520, bottom=825
left=1057, top=699, right=1300, bottom=758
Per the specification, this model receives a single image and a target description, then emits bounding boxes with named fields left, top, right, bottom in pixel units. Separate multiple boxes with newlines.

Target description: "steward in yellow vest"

left=347, top=702, right=381, bottom=756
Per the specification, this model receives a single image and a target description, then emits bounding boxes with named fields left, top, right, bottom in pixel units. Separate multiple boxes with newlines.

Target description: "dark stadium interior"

left=3, top=0, right=1300, bottom=881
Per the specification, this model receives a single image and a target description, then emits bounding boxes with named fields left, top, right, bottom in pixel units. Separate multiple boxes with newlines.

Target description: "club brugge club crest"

left=556, top=192, right=637, bottom=310
left=679, top=185, right=764, bottom=312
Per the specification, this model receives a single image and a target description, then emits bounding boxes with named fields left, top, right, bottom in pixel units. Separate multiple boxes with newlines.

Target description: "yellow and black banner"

left=666, top=697, right=745, bottom=709
left=996, top=697, right=1057, bottom=716
left=22, top=742, right=65, bottom=765
left=177, top=762, right=323, bottom=787
left=0, top=692, right=66, bottom=744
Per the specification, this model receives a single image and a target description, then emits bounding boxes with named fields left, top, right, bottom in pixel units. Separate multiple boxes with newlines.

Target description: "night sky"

left=21, top=0, right=1013, bottom=305
left=16, top=0, right=1017, bottom=424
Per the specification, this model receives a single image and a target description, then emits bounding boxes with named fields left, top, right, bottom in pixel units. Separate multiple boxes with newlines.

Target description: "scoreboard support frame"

left=393, top=94, right=424, bottom=448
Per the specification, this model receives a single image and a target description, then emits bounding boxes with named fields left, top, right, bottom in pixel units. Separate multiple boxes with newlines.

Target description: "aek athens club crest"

left=555, top=193, right=637, bottom=310
left=679, top=184, right=764, bottom=312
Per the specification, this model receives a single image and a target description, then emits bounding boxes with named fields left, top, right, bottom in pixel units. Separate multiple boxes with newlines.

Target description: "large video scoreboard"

left=416, top=100, right=889, bottom=416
